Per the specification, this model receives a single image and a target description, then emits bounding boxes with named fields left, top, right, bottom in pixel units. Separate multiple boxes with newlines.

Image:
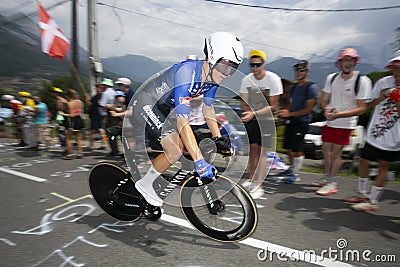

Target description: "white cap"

left=386, top=50, right=400, bottom=69
left=389, top=50, right=400, bottom=62
left=1, top=94, right=15, bottom=101
left=115, top=77, right=132, bottom=86
left=186, top=55, right=198, bottom=60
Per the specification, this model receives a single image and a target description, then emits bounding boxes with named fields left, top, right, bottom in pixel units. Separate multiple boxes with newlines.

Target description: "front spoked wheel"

left=180, top=175, right=258, bottom=242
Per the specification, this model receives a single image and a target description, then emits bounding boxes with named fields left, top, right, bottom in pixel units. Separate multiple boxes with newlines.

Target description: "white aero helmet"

left=204, top=32, right=244, bottom=66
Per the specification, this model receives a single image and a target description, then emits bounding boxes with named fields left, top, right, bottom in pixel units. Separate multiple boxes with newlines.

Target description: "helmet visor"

left=214, top=59, right=239, bottom=76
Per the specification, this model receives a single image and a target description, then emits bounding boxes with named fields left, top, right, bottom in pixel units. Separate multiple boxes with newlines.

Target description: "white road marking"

left=161, top=214, right=351, bottom=266
left=0, top=167, right=47, bottom=182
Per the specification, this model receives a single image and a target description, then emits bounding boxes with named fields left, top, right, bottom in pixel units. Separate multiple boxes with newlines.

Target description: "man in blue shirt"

left=278, top=60, right=319, bottom=183
left=33, top=96, right=51, bottom=149
left=130, top=32, right=244, bottom=207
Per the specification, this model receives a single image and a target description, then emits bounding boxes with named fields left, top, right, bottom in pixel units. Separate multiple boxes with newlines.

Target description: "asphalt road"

left=0, top=139, right=399, bottom=267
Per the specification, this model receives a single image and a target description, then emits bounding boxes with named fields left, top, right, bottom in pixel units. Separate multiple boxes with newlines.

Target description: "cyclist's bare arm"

left=202, top=105, right=222, bottom=138
left=177, top=117, right=203, bottom=161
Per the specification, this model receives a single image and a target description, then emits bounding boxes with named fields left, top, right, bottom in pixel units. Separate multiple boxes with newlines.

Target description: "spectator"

left=240, top=49, right=283, bottom=199
left=16, top=91, right=35, bottom=147
left=0, top=95, right=15, bottom=138
left=19, top=97, right=36, bottom=148
left=344, top=52, right=400, bottom=211
left=60, top=89, right=84, bottom=159
left=115, top=77, right=135, bottom=107
left=314, top=48, right=372, bottom=196
left=9, top=98, right=22, bottom=143
left=98, top=78, right=115, bottom=129
left=50, top=87, right=68, bottom=148
left=86, top=84, right=107, bottom=150
left=106, top=90, right=126, bottom=157
left=33, top=96, right=51, bottom=149
left=278, top=60, right=318, bottom=183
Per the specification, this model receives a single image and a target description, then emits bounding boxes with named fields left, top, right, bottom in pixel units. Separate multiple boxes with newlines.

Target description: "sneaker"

left=241, top=180, right=252, bottom=190
left=342, top=193, right=369, bottom=203
left=311, top=177, right=329, bottom=187
left=250, top=187, right=264, bottom=199
left=135, top=179, right=163, bottom=207
left=316, top=183, right=337, bottom=196
left=279, top=168, right=293, bottom=176
left=285, top=174, right=299, bottom=184
left=351, top=202, right=379, bottom=212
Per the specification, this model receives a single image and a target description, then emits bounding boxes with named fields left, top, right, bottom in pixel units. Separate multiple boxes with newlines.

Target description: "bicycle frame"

left=121, top=134, right=225, bottom=212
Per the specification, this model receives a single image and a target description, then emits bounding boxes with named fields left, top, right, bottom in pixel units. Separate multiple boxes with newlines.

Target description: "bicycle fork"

left=195, top=176, right=223, bottom=215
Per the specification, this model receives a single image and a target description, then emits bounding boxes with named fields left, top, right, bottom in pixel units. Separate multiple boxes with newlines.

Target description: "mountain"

left=101, top=54, right=166, bottom=83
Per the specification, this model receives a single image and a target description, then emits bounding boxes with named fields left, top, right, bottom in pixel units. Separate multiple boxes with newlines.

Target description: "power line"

left=96, top=2, right=334, bottom=60
left=0, top=0, right=71, bottom=28
left=205, top=0, right=400, bottom=12
left=97, top=2, right=213, bottom=34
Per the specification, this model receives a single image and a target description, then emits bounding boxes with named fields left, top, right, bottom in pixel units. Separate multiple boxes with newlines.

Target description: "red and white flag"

left=38, top=3, right=70, bottom=60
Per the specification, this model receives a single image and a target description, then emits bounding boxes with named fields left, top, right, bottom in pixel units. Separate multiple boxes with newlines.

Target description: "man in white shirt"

left=98, top=78, right=115, bottom=129
left=344, top=51, right=400, bottom=211
left=240, top=49, right=283, bottom=199
left=315, top=48, right=372, bottom=196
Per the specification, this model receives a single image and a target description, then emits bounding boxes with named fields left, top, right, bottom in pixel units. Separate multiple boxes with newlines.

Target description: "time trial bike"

left=88, top=135, right=258, bottom=242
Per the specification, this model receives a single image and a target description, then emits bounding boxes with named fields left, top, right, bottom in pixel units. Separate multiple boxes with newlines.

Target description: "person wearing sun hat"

left=98, top=78, right=116, bottom=129
left=344, top=50, right=400, bottom=212
left=315, top=47, right=372, bottom=196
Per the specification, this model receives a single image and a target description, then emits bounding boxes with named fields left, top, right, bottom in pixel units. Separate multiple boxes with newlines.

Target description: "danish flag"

left=38, top=3, right=70, bottom=60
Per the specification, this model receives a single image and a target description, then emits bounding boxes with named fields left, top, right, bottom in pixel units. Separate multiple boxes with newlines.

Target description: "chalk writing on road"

left=8, top=192, right=137, bottom=267
left=50, top=164, right=94, bottom=178
left=31, top=236, right=108, bottom=267
left=2, top=158, right=54, bottom=171
left=1, top=159, right=94, bottom=179
left=12, top=204, right=96, bottom=236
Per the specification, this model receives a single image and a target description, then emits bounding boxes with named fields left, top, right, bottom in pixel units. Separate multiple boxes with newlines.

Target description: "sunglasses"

left=249, top=63, right=263, bottom=68
left=214, top=59, right=239, bottom=76
left=294, top=67, right=307, bottom=72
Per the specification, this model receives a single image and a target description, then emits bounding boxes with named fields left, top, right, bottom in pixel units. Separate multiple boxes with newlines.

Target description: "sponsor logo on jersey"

left=143, top=105, right=163, bottom=129
left=179, top=97, right=191, bottom=106
left=155, top=82, right=169, bottom=96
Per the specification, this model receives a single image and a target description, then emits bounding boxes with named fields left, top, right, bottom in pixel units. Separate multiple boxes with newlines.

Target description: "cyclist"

left=130, top=32, right=244, bottom=207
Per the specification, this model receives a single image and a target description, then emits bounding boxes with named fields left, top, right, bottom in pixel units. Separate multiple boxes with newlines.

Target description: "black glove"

left=212, top=136, right=232, bottom=156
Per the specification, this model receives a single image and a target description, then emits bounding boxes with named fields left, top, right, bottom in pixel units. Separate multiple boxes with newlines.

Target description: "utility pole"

left=72, top=0, right=79, bottom=91
left=88, top=0, right=102, bottom=96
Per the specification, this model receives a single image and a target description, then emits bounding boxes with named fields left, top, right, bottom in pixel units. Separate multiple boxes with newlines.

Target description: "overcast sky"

left=1, top=0, right=399, bottom=66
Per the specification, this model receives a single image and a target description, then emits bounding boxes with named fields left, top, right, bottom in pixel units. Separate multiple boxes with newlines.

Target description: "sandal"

left=63, top=155, right=72, bottom=160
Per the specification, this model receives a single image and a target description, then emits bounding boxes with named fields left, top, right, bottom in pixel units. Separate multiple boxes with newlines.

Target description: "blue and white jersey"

left=139, top=60, right=218, bottom=118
